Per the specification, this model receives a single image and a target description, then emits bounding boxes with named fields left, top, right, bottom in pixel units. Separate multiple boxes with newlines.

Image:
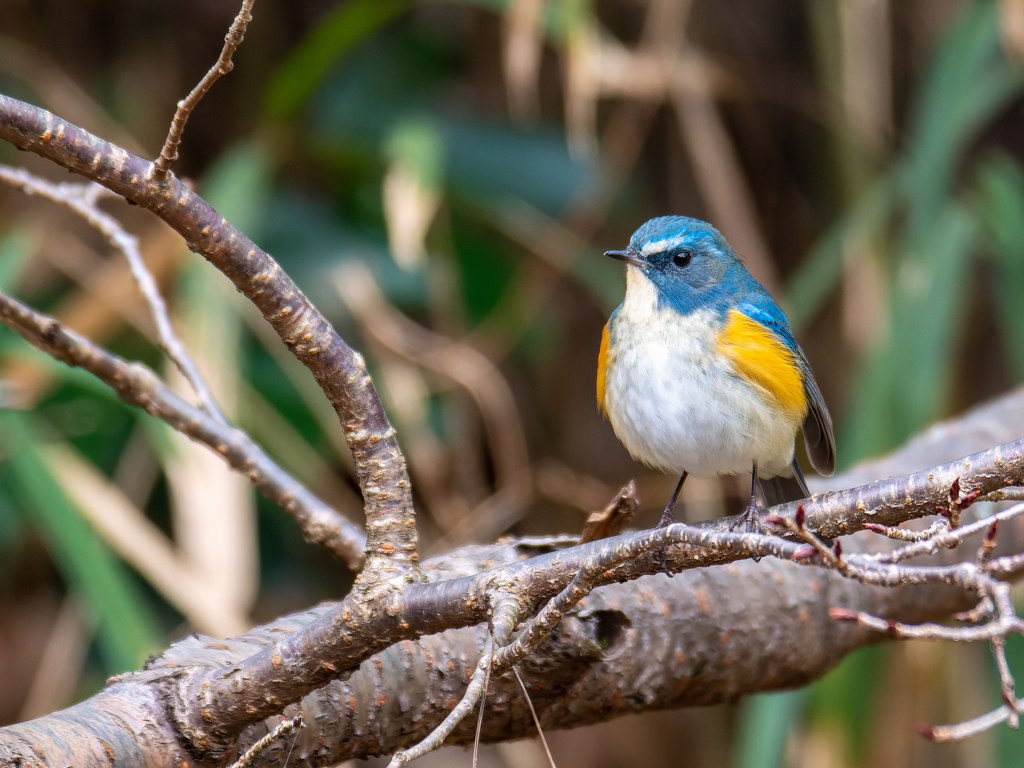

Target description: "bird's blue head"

left=606, top=216, right=760, bottom=317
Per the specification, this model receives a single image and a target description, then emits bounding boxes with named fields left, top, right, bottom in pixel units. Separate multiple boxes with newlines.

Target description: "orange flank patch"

left=596, top=320, right=611, bottom=414
left=717, top=309, right=808, bottom=421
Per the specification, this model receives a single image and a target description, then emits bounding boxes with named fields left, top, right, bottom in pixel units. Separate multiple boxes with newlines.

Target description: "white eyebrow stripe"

left=640, top=237, right=684, bottom=256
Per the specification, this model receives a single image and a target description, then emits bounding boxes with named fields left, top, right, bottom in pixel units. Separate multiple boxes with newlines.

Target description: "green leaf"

left=733, top=690, right=806, bottom=768
left=975, top=152, right=1024, bottom=380
left=1, top=412, right=161, bottom=673
left=901, top=0, right=1024, bottom=240
left=263, top=0, right=411, bottom=122
left=841, top=204, right=978, bottom=462
left=785, top=176, right=896, bottom=331
left=386, top=117, right=445, bottom=192
left=0, top=226, right=35, bottom=292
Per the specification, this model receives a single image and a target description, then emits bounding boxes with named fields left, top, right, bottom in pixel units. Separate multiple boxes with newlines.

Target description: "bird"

left=597, top=215, right=835, bottom=529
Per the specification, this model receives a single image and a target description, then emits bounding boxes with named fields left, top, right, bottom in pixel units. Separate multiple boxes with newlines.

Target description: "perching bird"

left=597, top=216, right=835, bottom=527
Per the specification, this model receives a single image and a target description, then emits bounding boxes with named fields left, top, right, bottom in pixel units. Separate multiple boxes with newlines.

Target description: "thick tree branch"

left=0, top=288, right=366, bottom=569
left=2, top=424, right=1023, bottom=765
left=0, top=94, right=418, bottom=576
left=0, top=520, right=999, bottom=767
left=153, top=434, right=1024, bottom=755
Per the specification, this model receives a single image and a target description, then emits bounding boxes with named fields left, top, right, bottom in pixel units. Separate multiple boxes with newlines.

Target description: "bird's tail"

left=757, top=460, right=810, bottom=507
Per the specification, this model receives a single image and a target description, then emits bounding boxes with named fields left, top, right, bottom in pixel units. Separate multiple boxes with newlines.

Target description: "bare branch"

left=337, top=262, right=532, bottom=543
left=228, top=714, right=303, bottom=768
left=923, top=703, right=1024, bottom=742
left=0, top=288, right=366, bottom=568
left=388, top=635, right=495, bottom=767
left=0, top=164, right=226, bottom=423
left=155, top=434, right=1024, bottom=754
left=149, top=0, right=256, bottom=181
left=0, top=94, right=419, bottom=576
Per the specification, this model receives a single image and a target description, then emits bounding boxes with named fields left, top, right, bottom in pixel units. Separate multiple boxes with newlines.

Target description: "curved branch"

left=0, top=94, right=418, bottom=576
left=0, top=528, right=986, bottom=767
left=0, top=288, right=366, bottom=569
left=162, top=434, right=1024, bottom=753
left=0, top=164, right=225, bottom=423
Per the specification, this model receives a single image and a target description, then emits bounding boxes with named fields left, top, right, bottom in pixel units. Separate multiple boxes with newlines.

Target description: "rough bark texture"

left=2, top=433, right=1017, bottom=764
left=0, top=289, right=365, bottom=569
left=0, top=93, right=416, bottom=577
left=0, top=531, right=989, bottom=768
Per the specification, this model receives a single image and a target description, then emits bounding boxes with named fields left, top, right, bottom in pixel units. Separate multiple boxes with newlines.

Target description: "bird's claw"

left=730, top=504, right=765, bottom=534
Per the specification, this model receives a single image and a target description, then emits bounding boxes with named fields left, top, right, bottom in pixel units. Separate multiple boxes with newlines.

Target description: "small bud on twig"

left=987, top=519, right=1000, bottom=542
left=793, top=546, right=817, bottom=561
left=828, top=607, right=859, bottom=622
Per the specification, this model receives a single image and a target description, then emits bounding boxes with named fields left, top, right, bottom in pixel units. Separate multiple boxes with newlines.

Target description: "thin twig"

left=149, top=0, right=255, bottom=180
left=0, top=93, right=419, bottom=575
left=875, top=504, right=1024, bottom=565
left=387, top=634, right=496, bottom=767
left=471, top=648, right=492, bottom=768
left=512, top=666, right=558, bottom=768
left=862, top=519, right=951, bottom=542
left=0, top=164, right=226, bottom=423
left=228, top=714, right=303, bottom=768
left=0, top=288, right=367, bottom=568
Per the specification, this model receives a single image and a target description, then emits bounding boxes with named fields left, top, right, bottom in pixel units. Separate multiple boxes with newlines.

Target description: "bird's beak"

left=605, top=249, right=643, bottom=267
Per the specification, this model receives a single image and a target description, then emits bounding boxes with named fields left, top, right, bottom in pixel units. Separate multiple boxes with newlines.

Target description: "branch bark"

left=0, top=288, right=365, bottom=569
left=0, top=94, right=417, bottom=577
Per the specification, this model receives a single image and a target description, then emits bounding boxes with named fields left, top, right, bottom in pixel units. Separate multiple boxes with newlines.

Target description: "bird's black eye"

left=672, top=250, right=692, bottom=268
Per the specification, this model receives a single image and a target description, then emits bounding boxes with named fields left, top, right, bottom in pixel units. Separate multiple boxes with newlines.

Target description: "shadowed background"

left=1, top=0, right=1024, bottom=766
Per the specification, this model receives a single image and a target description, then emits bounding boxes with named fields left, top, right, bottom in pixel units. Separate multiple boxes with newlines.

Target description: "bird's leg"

left=731, top=462, right=763, bottom=533
left=658, top=471, right=688, bottom=527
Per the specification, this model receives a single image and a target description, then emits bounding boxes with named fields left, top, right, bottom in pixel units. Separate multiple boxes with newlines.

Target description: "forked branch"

left=0, top=93, right=419, bottom=577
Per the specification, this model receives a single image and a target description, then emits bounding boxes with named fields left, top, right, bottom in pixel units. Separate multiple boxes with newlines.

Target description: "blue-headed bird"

left=598, top=216, right=835, bottom=527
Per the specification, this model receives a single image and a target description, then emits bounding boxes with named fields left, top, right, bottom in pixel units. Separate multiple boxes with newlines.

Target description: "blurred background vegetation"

left=2, top=0, right=1024, bottom=765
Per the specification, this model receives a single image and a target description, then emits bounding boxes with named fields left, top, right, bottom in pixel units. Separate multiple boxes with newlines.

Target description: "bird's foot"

left=730, top=503, right=765, bottom=535
left=655, top=506, right=679, bottom=575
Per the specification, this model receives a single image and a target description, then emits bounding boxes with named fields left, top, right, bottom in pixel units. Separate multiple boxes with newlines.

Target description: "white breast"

left=602, top=267, right=798, bottom=479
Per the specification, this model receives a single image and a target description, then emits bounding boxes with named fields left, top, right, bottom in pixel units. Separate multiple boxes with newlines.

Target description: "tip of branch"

left=832, top=539, right=843, bottom=559
left=917, top=723, right=938, bottom=741
left=795, top=503, right=805, bottom=529
left=763, top=515, right=786, bottom=527
left=828, top=607, right=859, bottom=622
left=986, top=518, right=1000, bottom=542
left=862, top=523, right=887, bottom=534
left=793, top=545, right=817, bottom=561
left=950, top=477, right=961, bottom=501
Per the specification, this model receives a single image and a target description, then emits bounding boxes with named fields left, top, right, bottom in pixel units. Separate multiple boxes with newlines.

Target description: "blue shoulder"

left=734, top=297, right=801, bottom=357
